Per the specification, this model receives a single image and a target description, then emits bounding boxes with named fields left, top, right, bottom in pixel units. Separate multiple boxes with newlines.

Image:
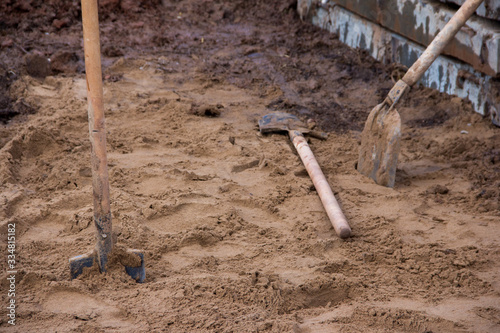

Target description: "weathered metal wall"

left=298, top=0, right=500, bottom=126
left=311, top=0, right=500, bottom=77
left=438, top=0, right=500, bottom=21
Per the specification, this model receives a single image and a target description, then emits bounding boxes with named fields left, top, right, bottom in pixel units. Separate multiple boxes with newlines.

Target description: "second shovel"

left=357, top=0, right=484, bottom=187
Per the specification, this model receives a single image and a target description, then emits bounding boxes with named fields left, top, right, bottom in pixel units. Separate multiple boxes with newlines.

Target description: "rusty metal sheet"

left=303, top=0, right=500, bottom=77
left=437, top=0, right=500, bottom=21
left=298, top=0, right=499, bottom=124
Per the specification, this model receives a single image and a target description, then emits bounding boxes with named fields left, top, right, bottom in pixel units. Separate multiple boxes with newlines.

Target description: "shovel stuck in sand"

left=259, top=112, right=351, bottom=239
left=69, top=0, right=145, bottom=282
left=357, top=0, right=484, bottom=187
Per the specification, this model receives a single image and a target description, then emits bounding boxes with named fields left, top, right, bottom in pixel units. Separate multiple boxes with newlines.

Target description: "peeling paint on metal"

left=438, top=0, right=500, bottom=20
left=298, top=0, right=498, bottom=122
left=305, top=0, right=500, bottom=76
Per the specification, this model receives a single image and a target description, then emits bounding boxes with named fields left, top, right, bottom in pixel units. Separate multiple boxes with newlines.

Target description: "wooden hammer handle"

left=290, top=131, right=351, bottom=238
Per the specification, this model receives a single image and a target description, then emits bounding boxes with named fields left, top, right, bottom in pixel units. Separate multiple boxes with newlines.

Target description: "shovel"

left=259, top=112, right=352, bottom=238
left=69, top=0, right=145, bottom=282
left=357, top=0, right=484, bottom=187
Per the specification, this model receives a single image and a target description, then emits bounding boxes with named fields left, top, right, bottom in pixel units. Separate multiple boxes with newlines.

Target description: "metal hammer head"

left=69, top=248, right=146, bottom=283
left=259, top=112, right=328, bottom=140
left=259, top=112, right=308, bottom=134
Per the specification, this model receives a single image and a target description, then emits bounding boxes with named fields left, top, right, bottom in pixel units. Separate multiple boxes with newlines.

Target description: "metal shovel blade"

left=69, top=249, right=146, bottom=283
left=357, top=102, right=401, bottom=188
left=69, top=252, right=95, bottom=279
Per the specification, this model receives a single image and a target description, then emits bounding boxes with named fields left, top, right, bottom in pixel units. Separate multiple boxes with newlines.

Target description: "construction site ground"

left=0, top=1, right=499, bottom=332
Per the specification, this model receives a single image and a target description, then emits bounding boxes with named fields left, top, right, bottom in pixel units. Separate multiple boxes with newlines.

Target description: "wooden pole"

left=81, top=0, right=113, bottom=271
left=290, top=131, right=351, bottom=239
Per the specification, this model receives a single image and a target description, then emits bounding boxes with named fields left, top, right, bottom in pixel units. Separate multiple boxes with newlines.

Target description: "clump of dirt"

left=190, top=103, right=224, bottom=117
left=24, top=53, right=51, bottom=78
left=0, top=66, right=36, bottom=125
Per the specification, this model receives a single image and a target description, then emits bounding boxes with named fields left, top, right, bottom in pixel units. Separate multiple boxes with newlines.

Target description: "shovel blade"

left=69, top=252, right=95, bottom=279
left=69, top=249, right=146, bottom=283
left=357, top=102, right=401, bottom=187
left=124, top=249, right=146, bottom=283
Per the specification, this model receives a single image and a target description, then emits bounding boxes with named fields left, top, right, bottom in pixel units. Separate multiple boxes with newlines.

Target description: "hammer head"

left=259, top=112, right=328, bottom=140
left=258, top=112, right=308, bottom=134
left=69, top=248, right=146, bottom=283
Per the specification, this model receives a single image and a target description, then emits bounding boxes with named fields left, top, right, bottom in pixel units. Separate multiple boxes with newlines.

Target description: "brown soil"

left=1, top=1, right=499, bottom=332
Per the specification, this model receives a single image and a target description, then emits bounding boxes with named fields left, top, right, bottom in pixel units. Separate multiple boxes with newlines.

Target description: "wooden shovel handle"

left=402, top=0, right=483, bottom=87
left=290, top=131, right=351, bottom=238
left=81, top=0, right=113, bottom=270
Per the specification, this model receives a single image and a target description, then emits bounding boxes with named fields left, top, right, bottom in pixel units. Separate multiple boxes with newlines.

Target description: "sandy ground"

left=1, top=1, right=499, bottom=332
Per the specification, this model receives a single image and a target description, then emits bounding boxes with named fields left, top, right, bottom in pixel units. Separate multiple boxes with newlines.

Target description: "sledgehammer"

left=69, top=0, right=145, bottom=282
left=259, top=112, right=351, bottom=238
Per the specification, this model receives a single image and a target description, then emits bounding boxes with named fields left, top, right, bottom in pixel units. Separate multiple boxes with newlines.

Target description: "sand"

left=0, top=0, right=499, bottom=332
